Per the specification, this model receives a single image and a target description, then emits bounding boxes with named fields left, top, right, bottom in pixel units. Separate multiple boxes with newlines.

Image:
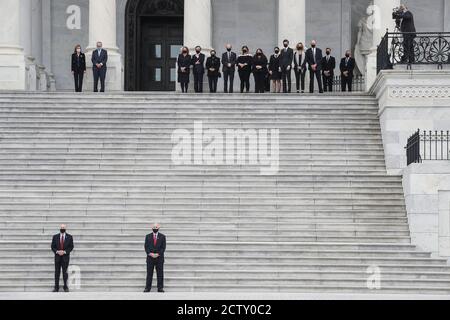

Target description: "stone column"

left=365, top=0, right=400, bottom=91
left=182, top=0, right=212, bottom=92
left=278, top=0, right=306, bottom=46
left=86, top=0, right=123, bottom=91
left=0, top=0, right=27, bottom=90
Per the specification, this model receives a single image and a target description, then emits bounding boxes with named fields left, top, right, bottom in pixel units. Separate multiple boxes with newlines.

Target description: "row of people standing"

left=177, top=40, right=356, bottom=94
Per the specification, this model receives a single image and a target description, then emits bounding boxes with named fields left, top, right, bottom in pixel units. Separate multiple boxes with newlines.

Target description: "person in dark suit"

left=305, top=40, right=323, bottom=93
left=71, top=44, right=86, bottom=92
left=51, top=224, right=74, bottom=292
left=144, top=223, right=166, bottom=292
left=206, top=49, right=221, bottom=93
left=340, top=50, right=356, bottom=92
left=191, top=46, right=205, bottom=93
left=293, top=43, right=307, bottom=93
left=269, top=47, right=282, bottom=93
left=237, top=46, right=253, bottom=93
left=398, top=4, right=416, bottom=64
left=91, top=41, right=108, bottom=92
left=177, top=46, right=191, bottom=93
left=321, top=48, right=336, bottom=92
left=252, top=49, right=268, bottom=94
left=279, top=39, right=294, bottom=93
left=222, top=44, right=237, bottom=93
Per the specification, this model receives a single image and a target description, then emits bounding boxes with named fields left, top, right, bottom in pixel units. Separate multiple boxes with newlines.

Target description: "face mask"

left=326, top=51, right=331, bottom=55
left=243, top=50, right=248, bottom=53
left=283, top=43, right=288, bottom=48
left=345, top=54, right=350, bottom=58
left=196, top=50, right=201, bottom=54
left=297, top=46, right=303, bottom=50
left=311, top=44, right=316, bottom=48
left=60, top=229, right=66, bottom=234
left=275, top=50, right=279, bottom=54
left=227, top=48, right=232, bottom=52
left=182, top=50, right=187, bottom=54
left=153, top=229, right=159, bottom=234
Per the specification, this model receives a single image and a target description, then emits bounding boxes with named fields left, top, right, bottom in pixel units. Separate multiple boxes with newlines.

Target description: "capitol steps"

left=0, top=92, right=449, bottom=294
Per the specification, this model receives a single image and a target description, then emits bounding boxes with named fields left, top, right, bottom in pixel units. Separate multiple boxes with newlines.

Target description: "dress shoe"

left=158, top=289, right=165, bottom=293
left=143, top=288, right=151, bottom=292
left=63, top=287, right=69, bottom=292
left=52, top=287, right=59, bottom=292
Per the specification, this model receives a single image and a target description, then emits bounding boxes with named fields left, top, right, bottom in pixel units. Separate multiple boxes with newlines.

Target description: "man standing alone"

left=92, top=41, right=108, bottom=92
left=144, top=223, right=166, bottom=292
left=51, top=224, right=74, bottom=292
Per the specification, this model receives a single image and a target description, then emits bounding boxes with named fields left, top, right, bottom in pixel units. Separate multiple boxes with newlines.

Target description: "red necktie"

left=153, top=234, right=157, bottom=246
left=60, top=235, right=64, bottom=250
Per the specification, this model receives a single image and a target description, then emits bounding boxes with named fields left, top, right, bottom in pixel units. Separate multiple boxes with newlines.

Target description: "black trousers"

left=54, top=255, right=70, bottom=289
left=73, top=71, right=84, bottom=92
left=281, top=67, right=292, bottom=93
left=193, top=72, right=204, bottom=93
left=253, top=72, right=266, bottom=93
left=309, top=69, right=323, bottom=93
left=239, top=71, right=251, bottom=93
left=403, top=34, right=415, bottom=63
left=93, top=66, right=107, bottom=92
left=294, top=68, right=306, bottom=92
left=322, top=74, right=333, bottom=92
left=208, top=76, right=218, bottom=93
left=146, top=257, right=164, bottom=289
left=341, top=75, right=353, bottom=92
left=223, top=69, right=235, bottom=93
left=180, top=82, right=189, bottom=93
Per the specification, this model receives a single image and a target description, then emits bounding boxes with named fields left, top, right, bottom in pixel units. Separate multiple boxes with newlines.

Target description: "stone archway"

left=125, top=0, right=184, bottom=91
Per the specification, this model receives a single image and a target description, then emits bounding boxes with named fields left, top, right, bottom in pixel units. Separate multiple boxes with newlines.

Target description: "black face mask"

left=196, top=50, right=201, bottom=54
left=311, top=44, right=316, bottom=48
left=275, top=50, right=280, bottom=54
left=60, top=229, right=66, bottom=234
left=326, top=51, right=331, bottom=55
left=227, top=48, right=232, bottom=52
left=182, top=50, right=187, bottom=54
left=283, top=43, right=288, bottom=48
left=297, top=47, right=303, bottom=50
left=153, top=229, right=159, bottom=234
left=243, top=50, right=248, bottom=54
left=345, top=54, right=350, bottom=58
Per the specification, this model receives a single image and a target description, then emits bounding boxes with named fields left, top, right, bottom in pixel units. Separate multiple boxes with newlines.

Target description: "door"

left=140, top=17, right=183, bottom=91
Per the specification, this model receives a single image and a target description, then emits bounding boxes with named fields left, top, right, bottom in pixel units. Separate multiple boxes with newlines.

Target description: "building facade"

left=1, top=0, right=450, bottom=92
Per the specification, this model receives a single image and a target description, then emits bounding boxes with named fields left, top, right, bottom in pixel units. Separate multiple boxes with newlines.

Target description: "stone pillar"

left=365, top=0, right=400, bottom=91
left=183, top=0, right=212, bottom=92
left=278, top=0, right=306, bottom=46
left=86, top=0, right=123, bottom=91
left=0, top=0, right=27, bottom=90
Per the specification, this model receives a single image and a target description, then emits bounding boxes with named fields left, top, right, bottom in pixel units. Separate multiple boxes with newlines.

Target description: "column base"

left=85, top=50, right=123, bottom=91
left=0, top=48, right=27, bottom=90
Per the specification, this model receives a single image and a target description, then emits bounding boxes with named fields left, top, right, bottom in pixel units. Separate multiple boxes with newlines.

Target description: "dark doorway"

left=125, top=0, right=184, bottom=91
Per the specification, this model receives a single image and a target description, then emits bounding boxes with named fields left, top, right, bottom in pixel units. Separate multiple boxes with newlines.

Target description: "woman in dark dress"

left=71, top=44, right=86, bottom=92
left=205, top=49, right=221, bottom=93
left=177, top=46, right=191, bottom=93
left=237, top=45, right=253, bottom=93
left=269, top=47, right=282, bottom=93
left=252, top=48, right=268, bottom=94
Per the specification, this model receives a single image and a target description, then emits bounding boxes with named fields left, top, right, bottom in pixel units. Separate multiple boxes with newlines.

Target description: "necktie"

left=153, top=234, right=157, bottom=246
left=60, top=235, right=64, bottom=250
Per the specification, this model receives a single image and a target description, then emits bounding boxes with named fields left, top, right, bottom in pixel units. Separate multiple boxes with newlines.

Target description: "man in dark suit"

left=144, top=223, right=166, bottom=292
left=192, top=46, right=206, bottom=93
left=340, top=50, right=356, bottom=92
left=51, top=224, right=74, bottom=292
left=398, top=4, right=416, bottom=64
left=91, top=41, right=108, bottom=92
left=305, top=40, right=323, bottom=93
left=280, top=39, right=294, bottom=93
left=222, top=44, right=237, bottom=93
left=321, top=48, right=336, bottom=92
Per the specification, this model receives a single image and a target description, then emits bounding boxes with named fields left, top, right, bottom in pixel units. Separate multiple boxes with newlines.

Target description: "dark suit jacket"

left=340, top=57, right=355, bottom=78
left=91, top=49, right=108, bottom=69
left=71, top=53, right=86, bottom=72
left=51, top=233, right=74, bottom=256
left=279, top=47, right=293, bottom=68
left=222, top=51, right=237, bottom=72
left=321, top=55, right=336, bottom=77
left=191, top=53, right=206, bottom=74
left=400, top=11, right=416, bottom=35
left=206, top=56, right=221, bottom=77
left=145, top=233, right=166, bottom=262
left=177, top=54, right=191, bottom=73
left=305, top=47, right=323, bottom=71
